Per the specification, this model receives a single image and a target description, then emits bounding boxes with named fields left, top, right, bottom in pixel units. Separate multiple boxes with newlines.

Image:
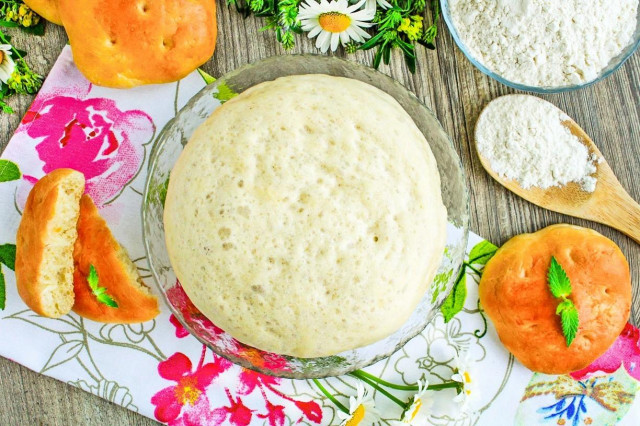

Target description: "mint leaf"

left=468, top=240, right=498, bottom=265
left=87, top=264, right=99, bottom=291
left=560, top=301, right=579, bottom=346
left=0, top=244, right=16, bottom=270
left=547, top=256, right=572, bottom=298
left=441, top=270, right=467, bottom=323
left=97, top=293, right=118, bottom=308
left=0, top=160, right=21, bottom=183
left=547, top=256, right=579, bottom=346
left=0, top=270, right=5, bottom=310
left=86, top=264, right=118, bottom=308
left=556, top=298, right=573, bottom=315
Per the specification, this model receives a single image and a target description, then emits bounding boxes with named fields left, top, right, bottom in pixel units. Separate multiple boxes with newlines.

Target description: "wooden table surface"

left=1, top=5, right=640, bottom=425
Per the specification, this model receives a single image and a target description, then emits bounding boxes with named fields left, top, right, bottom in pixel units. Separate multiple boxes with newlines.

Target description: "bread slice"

left=15, top=169, right=85, bottom=318
left=73, top=195, right=159, bottom=323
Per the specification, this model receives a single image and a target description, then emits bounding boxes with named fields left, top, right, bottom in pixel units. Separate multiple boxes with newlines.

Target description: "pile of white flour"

left=476, top=95, right=600, bottom=192
left=449, top=0, right=639, bottom=86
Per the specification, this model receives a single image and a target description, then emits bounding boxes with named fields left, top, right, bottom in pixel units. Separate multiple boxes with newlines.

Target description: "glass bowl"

left=441, top=0, right=640, bottom=94
left=142, top=55, right=470, bottom=379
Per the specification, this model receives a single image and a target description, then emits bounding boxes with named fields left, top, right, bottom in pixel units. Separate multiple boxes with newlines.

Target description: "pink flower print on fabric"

left=151, top=351, right=232, bottom=423
left=170, top=314, right=190, bottom=339
left=571, top=323, right=640, bottom=382
left=21, top=94, right=154, bottom=207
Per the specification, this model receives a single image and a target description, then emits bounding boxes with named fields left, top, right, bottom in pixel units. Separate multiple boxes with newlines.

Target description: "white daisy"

left=337, top=382, right=382, bottom=426
left=365, top=0, right=393, bottom=12
left=451, top=352, right=477, bottom=409
left=399, top=379, right=434, bottom=424
left=298, top=0, right=375, bottom=53
left=0, top=44, right=16, bottom=84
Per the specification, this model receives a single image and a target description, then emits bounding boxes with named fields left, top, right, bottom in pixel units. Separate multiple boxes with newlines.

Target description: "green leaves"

left=0, top=243, right=16, bottom=270
left=0, top=159, right=20, bottom=182
left=547, top=256, right=572, bottom=298
left=441, top=270, right=466, bottom=323
left=558, top=300, right=579, bottom=347
left=87, top=265, right=118, bottom=308
left=440, top=240, right=498, bottom=322
left=213, top=82, right=238, bottom=104
left=468, top=241, right=498, bottom=266
left=0, top=271, right=5, bottom=310
left=0, top=27, right=43, bottom=114
left=197, top=68, right=216, bottom=85
left=547, top=257, right=579, bottom=346
left=0, top=243, right=15, bottom=310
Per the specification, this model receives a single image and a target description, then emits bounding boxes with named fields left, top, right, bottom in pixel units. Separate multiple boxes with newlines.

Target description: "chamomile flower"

left=298, top=0, right=375, bottom=53
left=338, top=382, right=382, bottom=426
left=400, top=379, right=434, bottom=424
left=451, top=352, right=476, bottom=409
left=0, top=45, right=15, bottom=84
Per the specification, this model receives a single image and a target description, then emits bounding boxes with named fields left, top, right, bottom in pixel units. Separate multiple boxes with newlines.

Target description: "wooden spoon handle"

left=595, top=190, right=640, bottom=244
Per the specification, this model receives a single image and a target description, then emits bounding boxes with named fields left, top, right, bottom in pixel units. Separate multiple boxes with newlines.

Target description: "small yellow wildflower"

left=397, top=15, right=424, bottom=41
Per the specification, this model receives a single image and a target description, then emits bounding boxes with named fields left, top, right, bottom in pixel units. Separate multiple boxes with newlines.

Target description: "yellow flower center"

left=346, top=404, right=366, bottom=426
left=464, top=371, right=472, bottom=395
left=0, top=51, right=4, bottom=65
left=409, top=399, right=423, bottom=421
left=174, top=377, right=201, bottom=406
left=318, top=12, right=351, bottom=33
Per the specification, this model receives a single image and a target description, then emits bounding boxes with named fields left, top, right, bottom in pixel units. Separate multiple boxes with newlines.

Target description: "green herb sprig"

left=359, top=0, right=440, bottom=72
left=547, top=256, right=579, bottom=346
left=87, top=264, right=119, bottom=308
left=0, top=0, right=44, bottom=34
left=0, top=29, right=43, bottom=113
left=226, top=0, right=440, bottom=73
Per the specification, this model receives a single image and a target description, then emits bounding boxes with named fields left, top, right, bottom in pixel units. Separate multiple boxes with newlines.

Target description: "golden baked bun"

left=24, top=0, right=62, bottom=25
left=479, top=224, right=631, bottom=374
left=58, top=0, right=217, bottom=88
left=15, top=169, right=85, bottom=318
left=73, top=195, right=159, bottom=323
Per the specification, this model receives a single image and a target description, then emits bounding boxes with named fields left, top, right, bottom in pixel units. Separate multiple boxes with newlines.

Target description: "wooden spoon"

left=476, top=97, right=640, bottom=244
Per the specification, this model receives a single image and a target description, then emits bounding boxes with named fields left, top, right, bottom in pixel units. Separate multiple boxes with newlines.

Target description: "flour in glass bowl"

left=476, top=95, right=601, bottom=192
left=449, top=0, right=639, bottom=87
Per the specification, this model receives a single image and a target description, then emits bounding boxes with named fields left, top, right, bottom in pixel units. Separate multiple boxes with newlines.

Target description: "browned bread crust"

left=479, top=224, right=631, bottom=374
left=58, top=0, right=217, bottom=88
left=72, top=195, right=159, bottom=323
left=24, top=0, right=62, bottom=25
left=15, top=169, right=85, bottom=318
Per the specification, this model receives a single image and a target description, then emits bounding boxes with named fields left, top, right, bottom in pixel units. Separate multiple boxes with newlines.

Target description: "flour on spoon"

left=476, top=95, right=600, bottom=192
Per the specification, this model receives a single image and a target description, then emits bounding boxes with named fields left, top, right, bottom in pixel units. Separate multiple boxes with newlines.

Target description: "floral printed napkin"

left=0, top=46, right=639, bottom=425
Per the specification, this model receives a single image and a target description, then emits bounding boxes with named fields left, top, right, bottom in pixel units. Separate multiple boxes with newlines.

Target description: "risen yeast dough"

left=164, top=75, right=447, bottom=357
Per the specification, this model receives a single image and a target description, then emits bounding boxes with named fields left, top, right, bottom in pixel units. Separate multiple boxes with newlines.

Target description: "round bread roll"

left=24, top=0, right=62, bottom=25
left=479, top=224, right=631, bottom=374
left=164, top=74, right=447, bottom=358
left=58, top=0, right=217, bottom=88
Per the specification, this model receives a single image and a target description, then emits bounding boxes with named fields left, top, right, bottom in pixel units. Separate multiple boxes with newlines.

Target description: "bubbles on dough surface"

left=164, top=74, right=447, bottom=357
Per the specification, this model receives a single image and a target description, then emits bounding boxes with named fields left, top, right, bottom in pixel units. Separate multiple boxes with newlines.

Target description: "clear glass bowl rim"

left=142, top=54, right=470, bottom=378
